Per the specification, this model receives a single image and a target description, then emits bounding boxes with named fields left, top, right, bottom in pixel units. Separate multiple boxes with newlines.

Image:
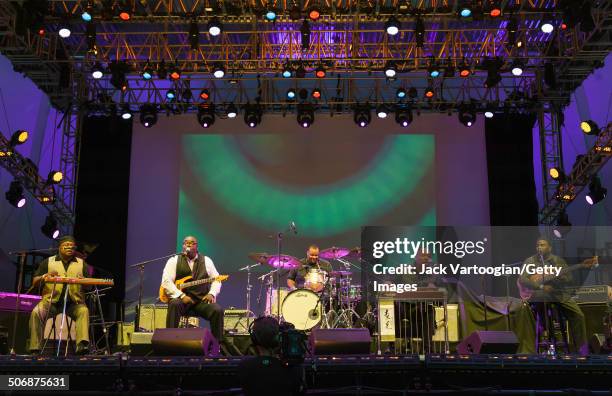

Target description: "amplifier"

left=568, top=285, right=612, bottom=304
left=224, top=309, right=253, bottom=334
left=137, top=304, right=167, bottom=332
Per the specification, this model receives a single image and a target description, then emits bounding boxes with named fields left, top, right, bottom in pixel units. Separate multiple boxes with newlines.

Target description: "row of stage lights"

left=2, top=130, right=63, bottom=239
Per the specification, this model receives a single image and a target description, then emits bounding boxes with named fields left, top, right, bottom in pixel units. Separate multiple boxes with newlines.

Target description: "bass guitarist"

left=161, top=236, right=224, bottom=340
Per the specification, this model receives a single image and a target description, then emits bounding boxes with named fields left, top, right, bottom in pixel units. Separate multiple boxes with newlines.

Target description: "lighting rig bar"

left=540, top=122, right=612, bottom=225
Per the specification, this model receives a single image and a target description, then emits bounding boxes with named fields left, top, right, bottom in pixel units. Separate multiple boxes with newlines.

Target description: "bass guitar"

left=159, top=275, right=229, bottom=303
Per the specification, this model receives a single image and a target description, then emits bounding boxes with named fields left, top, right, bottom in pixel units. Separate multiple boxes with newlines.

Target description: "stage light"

left=58, top=27, right=71, bottom=38
left=580, top=120, right=600, bottom=136
left=141, top=64, right=153, bottom=80
left=166, top=89, right=176, bottom=100
left=199, top=89, right=210, bottom=100
left=265, top=10, right=277, bottom=21
left=297, top=104, right=315, bottom=128
left=118, top=2, right=131, bottom=21
left=244, top=103, right=262, bottom=128
left=553, top=211, right=571, bottom=239
left=139, top=104, right=157, bottom=128
left=549, top=167, right=566, bottom=182
left=424, top=86, right=434, bottom=98
left=10, top=130, right=29, bottom=146
left=458, top=103, right=476, bottom=127
left=308, top=6, right=321, bottom=21
left=157, top=60, right=167, bottom=80
left=81, top=9, right=92, bottom=22
left=110, top=61, right=128, bottom=91
left=91, top=63, right=104, bottom=79
left=85, top=21, right=96, bottom=51
left=197, top=103, right=215, bottom=128
left=189, top=20, right=200, bottom=50
left=47, top=170, right=63, bottom=184
left=41, top=214, right=60, bottom=239
left=315, top=65, right=326, bottom=78
left=354, top=106, right=371, bottom=128
left=213, top=63, right=225, bottom=78
left=459, top=7, right=472, bottom=18
left=376, top=105, right=389, bottom=119
left=311, top=88, right=321, bottom=99
left=301, top=20, right=311, bottom=49
left=459, top=63, right=470, bottom=77
left=5, top=181, right=26, bottom=208
left=169, top=64, right=181, bottom=80
left=384, top=61, right=397, bottom=78
left=408, top=87, right=418, bottom=99
left=282, top=63, right=292, bottom=78
left=396, top=88, right=406, bottom=99
left=208, top=17, right=222, bottom=36
left=428, top=65, right=440, bottom=78
left=541, top=22, right=554, bottom=33
left=484, top=111, right=494, bottom=119
left=586, top=176, right=607, bottom=205
left=489, top=1, right=502, bottom=18
left=506, top=16, right=518, bottom=46
left=395, top=104, right=413, bottom=127
left=485, top=57, right=502, bottom=88
left=226, top=103, right=238, bottom=118
left=120, top=104, right=132, bottom=120
left=286, top=88, right=296, bottom=100
left=385, top=16, right=400, bottom=36
left=296, top=63, right=306, bottom=78
left=511, top=59, right=524, bottom=76
left=415, top=17, right=425, bottom=48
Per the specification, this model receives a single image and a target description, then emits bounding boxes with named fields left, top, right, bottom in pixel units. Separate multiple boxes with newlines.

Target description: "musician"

left=161, top=236, right=224, bottom=341
left=287, top=245, right=332, bottom=291
left=28, top=235, right=90, bottom=355
left=519, top=237, right=588, bottom=355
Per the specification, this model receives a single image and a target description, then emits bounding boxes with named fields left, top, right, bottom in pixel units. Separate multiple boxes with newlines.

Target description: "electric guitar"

left=517, top=256, right=598, bottom=300
left=159, top=275, right=229, bottom=303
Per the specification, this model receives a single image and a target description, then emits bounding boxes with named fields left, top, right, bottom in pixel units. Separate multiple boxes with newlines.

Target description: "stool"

left=42, top=314, right=77, bottom=355
left=533, top=302, right=570, bottom=354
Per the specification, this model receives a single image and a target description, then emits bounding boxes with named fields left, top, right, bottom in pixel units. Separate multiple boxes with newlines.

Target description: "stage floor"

left=0, top=354, right=610, bottom=394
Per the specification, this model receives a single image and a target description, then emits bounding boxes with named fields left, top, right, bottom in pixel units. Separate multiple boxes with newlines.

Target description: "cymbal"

left=248, top=252, right=300, bottom=269
left=319, top=246, right=351, bottom=260
left=330, top=270, right=352, bottom=277
left=347, top=247, right=362, bottom=259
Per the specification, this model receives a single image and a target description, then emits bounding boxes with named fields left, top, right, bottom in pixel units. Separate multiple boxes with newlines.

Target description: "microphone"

left=183, top=247, right=191, bottom=256
left=290, top=221, right=298, bottom=235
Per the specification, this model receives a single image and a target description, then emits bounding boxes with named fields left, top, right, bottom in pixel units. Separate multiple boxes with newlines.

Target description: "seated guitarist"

left=519, top=237, right=595, bottom=355
left=161, top=236, right=224, bottom=341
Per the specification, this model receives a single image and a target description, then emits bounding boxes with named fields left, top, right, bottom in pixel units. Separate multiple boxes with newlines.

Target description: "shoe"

left=75, top=341, right=89, bottom=355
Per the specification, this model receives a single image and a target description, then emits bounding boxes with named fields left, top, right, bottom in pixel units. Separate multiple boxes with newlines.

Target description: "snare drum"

left=281, top=288, right=322, bottom=330
left=303, top=268, right=327, bottom=292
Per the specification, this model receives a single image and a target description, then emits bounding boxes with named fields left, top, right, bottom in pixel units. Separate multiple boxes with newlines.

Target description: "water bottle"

left=547, top=343, right=556, bottom=356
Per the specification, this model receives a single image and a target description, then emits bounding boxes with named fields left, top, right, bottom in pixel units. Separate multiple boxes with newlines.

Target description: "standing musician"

left=161, top=236, right=224, bottom=341
left=287, top=244, right=332, bottom=291
left=519, top=237, right=592, bottom=355
left=29, top=235, right=90, bottom=355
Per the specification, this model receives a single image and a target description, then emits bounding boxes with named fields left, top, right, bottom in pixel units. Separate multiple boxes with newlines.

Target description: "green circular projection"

left=183, top=134, right=433, bottom=237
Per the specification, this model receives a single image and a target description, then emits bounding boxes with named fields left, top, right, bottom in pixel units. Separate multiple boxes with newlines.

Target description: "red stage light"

left=561, top=23, right=568, bottom=30
left=425, top=89, right=434, bottom=98
left=315, top=67, right=326, bottom=78
left=460, top=69, right=470, bottom=77
left=38, top=28, right=45, bottom=36
left=490, top=8, right=501, bottom=17
left=119, top=11, right=131, bottom=21
left=309, top=8, right=320, bottom=21
left=199, top=89, right=210, bottom=100
left=170, top=71, right=181, bottom=80
left=312, top=89, right=321, bottom=99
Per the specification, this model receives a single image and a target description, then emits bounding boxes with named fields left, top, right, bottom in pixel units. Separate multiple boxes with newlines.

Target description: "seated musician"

left=287, top=244, right=332, bottom=291
left=161, top=236, right=224, bottom=341
left=29, top=235, right=90, bottom=355
left=518, top=237, right=589, bottom=355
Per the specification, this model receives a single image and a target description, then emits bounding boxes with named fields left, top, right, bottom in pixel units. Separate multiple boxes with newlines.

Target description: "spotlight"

left=91, top=63, right=104, bottom=79
left=213, top=63, right=225, bottom=78
left=282, top=63, right=292, bottom=78
left=484, top=110, right=494, bottom=119
left=308, top=6, right=321, bottom=21
left=376, top=105, right=389, bottom=119
left=208, top=17, right=222, bottom=36
left=395, top=104, right=413, bottom=127
left=188, top=20, right=200, bottom=50
left=244, top=103, right=262, bottom=128
left=580, top=120, right=600, bottom=136
left=109, top=60, right=128, bottom=91
left=506, top=16, right=518, bottom=46
left=301, top=20, right=311, bottom=49
left=385, top=16, right=400, bottom=36
left=118, top=2, right=131, bottom=21
left=408, top=87, right=418, bottom=99
left=311, top=88, right=321, bottom=99
left=485, top=57, right=502, bottom=88
left=141, top=64, right=153, bottom=80
left=41, top=214, right=60, bottom=239
left=458, top=103, right=476, bottom=127
left=315, top=65, right=326, bottom=78
left=459, top=6, right=472, bottom=18
left=10, top=130, right=29, bottom=146
left=586, top=176, right=607, bottom=205
left=511, top=59, right=524, bottom=76
left=415, top=17, right=425, bottom=48
left=297, top=103, right=315, bottom=128
left=488, top=1, right=502, bottom=17
left=47, top=170, right=63, bottom=184
left=384, top=61, right=397, bottom=78
left=553, top=211, right=572, bottom=239
left=396, top=88, right=406, bottom=99
left=5, top=180, right=26, bottom=208
left=226, top=103, right=238, bottom=118
left=549, top=167, right=566, bottom=182
left=428, top=64, right=440, bottom=78
left=85, top=21, right=96, bottom=51
left=139, top=104, right=158, bottom=128
left=424, top=86, right=434, bottom=98
left=199, top=89, right=210, bottom=100
left=197, top=103, right=215, bottom=128
left=169, top=63, right=181, bottom=80
left=265, top=10, right=277, bottom=21
left=166, top=89, right=176, bottom=100
left=541, top=22, right=554, bottom=33
left=354, top=105, right=371, bottom=128
left=459, top=62, right=470, bottom=77
left=58, top=27, right=71, bottom=38
left=296, top=63, right=306, bottom=78
left=286, top=88, right=296, bottom=100
left=157, top=60, right=168, bottom=80
left=81, top=8, right=92, bottom=22
left=120, top=104, right=132, bottom=120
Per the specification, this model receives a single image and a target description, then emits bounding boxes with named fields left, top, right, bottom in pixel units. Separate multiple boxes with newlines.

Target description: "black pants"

left=166, top=298, right=224, bottom=340
left=532, top=300, right=588, bottom=355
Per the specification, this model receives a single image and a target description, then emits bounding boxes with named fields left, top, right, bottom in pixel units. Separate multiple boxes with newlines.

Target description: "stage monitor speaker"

left=0, top=311, right=30, bottom=354
left=309, top=328, right=371, bottom=355
left=224, top=309, right=253, bottom=334
left=590, top=333, right=611, bottom=354
left=130, top=332, right=154, bottom=356
left=579, top=303, right=611, bottom=339
left=137, top=304, right=167, bottom=332
left=457, top=331, right=519, bottom=354
left=152, top=328, right=219, bottom=356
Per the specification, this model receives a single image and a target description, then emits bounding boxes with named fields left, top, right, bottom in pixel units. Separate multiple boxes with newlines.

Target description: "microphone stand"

left=238, top=263, right=260, bottom=316
left=129, top=252, right=181, bottom=331
left=9, top=252, right=27, bottom=355
left=274, top=224, right=296, bottom=321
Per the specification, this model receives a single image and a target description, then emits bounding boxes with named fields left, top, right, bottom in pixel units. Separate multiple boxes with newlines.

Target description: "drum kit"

left=247, top=247, right=366, bottom=331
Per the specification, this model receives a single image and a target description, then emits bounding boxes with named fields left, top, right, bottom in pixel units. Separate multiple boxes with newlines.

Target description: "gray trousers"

left=29, top=300, right=89, bottom=352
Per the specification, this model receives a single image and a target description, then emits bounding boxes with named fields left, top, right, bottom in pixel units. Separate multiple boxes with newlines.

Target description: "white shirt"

left=161, top=254, right=221, bottom=299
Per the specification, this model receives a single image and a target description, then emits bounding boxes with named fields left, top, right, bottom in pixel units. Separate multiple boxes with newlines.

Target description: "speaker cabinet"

left=0, top=311, right=30, bottom=354
left=137, top=304, right=167, bottom=332
left=130, top=332, right=154, bottom=356
left=152, top=328, right=219, bottom=356
left=309, top=328, right=371, bottom=355
left=457, top=330, right=519, bottom=354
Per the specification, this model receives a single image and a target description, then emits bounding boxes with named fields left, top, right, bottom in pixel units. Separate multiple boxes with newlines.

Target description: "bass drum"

left=281, top=289, right=322, bottom=330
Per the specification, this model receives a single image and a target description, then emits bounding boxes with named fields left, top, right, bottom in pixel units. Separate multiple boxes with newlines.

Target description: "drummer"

left=287, top=244, right=332, bottom=292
